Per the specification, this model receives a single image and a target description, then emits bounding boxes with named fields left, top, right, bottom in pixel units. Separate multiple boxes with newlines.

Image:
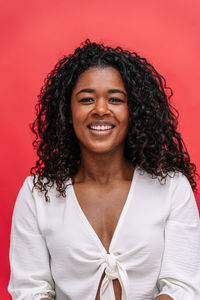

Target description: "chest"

left=73, top=180, right=132, bottom=253
left=40, top=174, right=169, bottom=256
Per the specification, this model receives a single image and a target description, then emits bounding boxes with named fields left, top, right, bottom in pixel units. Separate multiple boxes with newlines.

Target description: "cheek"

left=119, top=108, right=129, bottom=126
left=119, top=112, right=129, bottom=137
left=71, top=107, right=86, bottom=125
left=71, top=109, right=88, bottom=139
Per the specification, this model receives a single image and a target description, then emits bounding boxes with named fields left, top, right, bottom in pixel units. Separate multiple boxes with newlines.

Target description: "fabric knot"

left=100, top=252, right=129, bottom=299
left=104, top=253, right=118, bottom=280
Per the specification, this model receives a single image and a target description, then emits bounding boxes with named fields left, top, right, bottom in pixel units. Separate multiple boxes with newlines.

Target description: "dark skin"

left=41, top=67, right=173, bottom=300
left=70, top=66, right=132, bottom=299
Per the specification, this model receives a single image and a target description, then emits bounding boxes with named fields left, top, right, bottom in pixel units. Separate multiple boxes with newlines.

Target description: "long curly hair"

left=30, top=39, right=198, bottom=201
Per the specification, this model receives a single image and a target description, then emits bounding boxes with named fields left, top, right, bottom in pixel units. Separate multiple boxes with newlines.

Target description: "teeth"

left=90, top=125, right=113, bottom=130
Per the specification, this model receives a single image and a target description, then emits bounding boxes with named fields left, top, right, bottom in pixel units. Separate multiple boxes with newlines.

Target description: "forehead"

left=73, top=66, right=126, bottom=91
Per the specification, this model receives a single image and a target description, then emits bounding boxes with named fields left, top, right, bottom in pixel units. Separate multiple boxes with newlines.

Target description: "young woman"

left=8, top=39, right=200, bottom=300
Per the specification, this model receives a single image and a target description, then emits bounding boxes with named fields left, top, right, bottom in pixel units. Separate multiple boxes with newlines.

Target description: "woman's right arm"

left=8, top=177, right=55, bottom=300
left=155, top=174, right=200, bottom=299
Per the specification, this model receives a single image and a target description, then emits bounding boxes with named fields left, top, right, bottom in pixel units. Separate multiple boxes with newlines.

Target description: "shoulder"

left=137, top=166, right=191, bottom=189
left=137, top=168, right=199, bottom=220
left=18, top=175, right=72, bottom=202
left=167, top=171, right=192, bottom=193
left=136, top=167, right=193, bottom=202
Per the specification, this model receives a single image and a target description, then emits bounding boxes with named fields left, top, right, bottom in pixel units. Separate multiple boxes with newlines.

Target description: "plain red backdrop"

left=0, top=0, right=200, bottom=298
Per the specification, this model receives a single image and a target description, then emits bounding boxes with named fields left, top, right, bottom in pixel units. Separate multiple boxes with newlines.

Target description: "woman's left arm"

left=153, top=295, right=174, bottom=300
left=155, top=174, right=200, bottom=300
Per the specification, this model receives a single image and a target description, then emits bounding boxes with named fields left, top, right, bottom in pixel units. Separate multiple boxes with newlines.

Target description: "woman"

left=8, top=39, right=200, bottom=300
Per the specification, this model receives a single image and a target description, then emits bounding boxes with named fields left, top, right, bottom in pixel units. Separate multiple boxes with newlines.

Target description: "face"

left=70, top=66, right=129, bottom=155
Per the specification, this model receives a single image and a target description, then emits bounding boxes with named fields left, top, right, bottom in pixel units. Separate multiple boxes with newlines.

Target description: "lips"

left=87, top=121, right=116, bottom=130
left=87, top=121, right=116, bottom=135
left=90, top=125, right=112, bottom=131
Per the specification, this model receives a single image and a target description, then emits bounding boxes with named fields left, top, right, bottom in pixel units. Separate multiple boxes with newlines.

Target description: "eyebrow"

left=76, top=88, right=95, bottom=96
left=76, top=88, right=127, bottom=97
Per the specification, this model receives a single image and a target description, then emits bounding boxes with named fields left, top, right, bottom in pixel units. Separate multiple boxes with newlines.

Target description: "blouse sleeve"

left=8, top=177, right=55, bottom=300
left=156, top=174, right=200, bottom=300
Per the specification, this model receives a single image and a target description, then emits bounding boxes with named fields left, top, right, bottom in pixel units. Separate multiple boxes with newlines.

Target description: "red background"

left=1, top=0, right=200, bottom=298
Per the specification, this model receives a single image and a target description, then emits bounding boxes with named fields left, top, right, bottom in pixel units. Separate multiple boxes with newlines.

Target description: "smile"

left=89, top=125, right=113, bottom=131
left=88, top=125, right=115, bottom=136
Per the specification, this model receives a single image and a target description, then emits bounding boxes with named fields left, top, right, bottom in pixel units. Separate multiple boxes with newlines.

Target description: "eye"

left=79, top=98, right=94, bottom=103
left=109, top=98, right=124, bottom=103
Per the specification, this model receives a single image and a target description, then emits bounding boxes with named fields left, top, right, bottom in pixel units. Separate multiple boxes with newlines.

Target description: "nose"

left=92, top=98, right=110, bottom=116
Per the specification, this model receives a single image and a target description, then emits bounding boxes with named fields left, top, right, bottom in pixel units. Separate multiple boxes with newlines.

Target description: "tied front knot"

left=104, top=253, right=118, bottom=280
left=100, top=252, right=129, bottom=300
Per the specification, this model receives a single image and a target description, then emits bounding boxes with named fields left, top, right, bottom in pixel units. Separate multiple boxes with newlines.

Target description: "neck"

left=75, top=147, right=134, bottom=184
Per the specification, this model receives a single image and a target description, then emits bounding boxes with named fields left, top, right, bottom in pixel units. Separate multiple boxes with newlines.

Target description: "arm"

left=8, top=177, right=55, bottom=300
left=155, top=174, right=200, bottom=300
left=154, top=295, right=174, bottom=300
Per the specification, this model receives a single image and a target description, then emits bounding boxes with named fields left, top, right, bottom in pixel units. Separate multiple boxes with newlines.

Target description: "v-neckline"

left=70, top=166, right=138, bottom=254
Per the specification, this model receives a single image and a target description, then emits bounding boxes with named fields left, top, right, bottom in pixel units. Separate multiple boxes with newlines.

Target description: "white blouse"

left=8, top=166, right=200, bottom=300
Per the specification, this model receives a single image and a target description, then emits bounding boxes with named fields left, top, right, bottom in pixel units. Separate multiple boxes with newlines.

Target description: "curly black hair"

left=30, top=39, right=198, bottom=201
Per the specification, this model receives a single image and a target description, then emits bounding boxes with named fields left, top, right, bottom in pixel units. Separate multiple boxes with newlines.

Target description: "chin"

left=85, top=144, right=122, bottom=155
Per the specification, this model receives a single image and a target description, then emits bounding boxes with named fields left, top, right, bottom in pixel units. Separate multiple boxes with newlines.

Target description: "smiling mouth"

left=88, top=125, right=115, bottom=131
left=87, top=124, right=115, bottom=135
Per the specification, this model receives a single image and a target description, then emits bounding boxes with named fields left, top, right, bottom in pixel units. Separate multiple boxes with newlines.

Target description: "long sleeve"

left=156, top=174, right=200, bottom=300
left=8, top=177, right=55, bottom=300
